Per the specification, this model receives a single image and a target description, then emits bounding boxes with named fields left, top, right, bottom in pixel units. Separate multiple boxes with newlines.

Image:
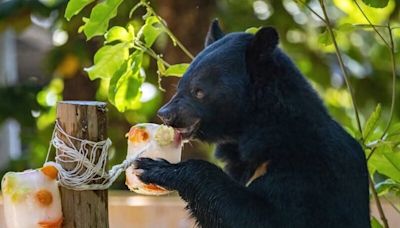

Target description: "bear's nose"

left=157, top=107, right=176, bottom=126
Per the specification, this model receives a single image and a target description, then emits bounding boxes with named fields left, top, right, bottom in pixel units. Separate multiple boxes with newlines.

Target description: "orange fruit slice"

left=143, top=184, right=167, bottom=192
left=126, top=127, right=150, bottom=144
left=36, top=189, right=53, bottom=206
left=41, top=165, right=58, bottom=180
left=38, top=217, right=63, bottom=228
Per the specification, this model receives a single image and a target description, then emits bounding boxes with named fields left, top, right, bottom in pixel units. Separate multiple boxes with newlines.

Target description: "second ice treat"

left=125, top=123, right=182, bottom=195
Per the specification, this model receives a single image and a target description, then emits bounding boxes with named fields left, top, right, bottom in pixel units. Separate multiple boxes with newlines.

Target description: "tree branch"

left=318, top=0, right=363, bottom=136
left=369, top=174, right=389, bottom=228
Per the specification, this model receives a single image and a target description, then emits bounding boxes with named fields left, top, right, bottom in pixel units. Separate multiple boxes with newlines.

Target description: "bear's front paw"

left=134, top=157, right=180, bottom=190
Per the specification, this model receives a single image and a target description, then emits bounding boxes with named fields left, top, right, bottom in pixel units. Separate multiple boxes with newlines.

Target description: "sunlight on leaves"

left=138, top=16, right=163, bottom=47
left=85, top=43, right=129, bottom=80
left=109, top=51, right=144, bottom=112
left=369, top=143, right=400, bottom=182
left=164, top=63, right=190, bottom=77
left=65, top=0, right=95, bottom=20
left=333, top=0, right=394, bottom=24
left=82, top=0, right=124, bottom=39
left=105, top=26, right=133, bottom=44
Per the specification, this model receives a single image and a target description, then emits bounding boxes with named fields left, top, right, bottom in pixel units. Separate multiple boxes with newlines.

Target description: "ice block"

left=1, top=163, right=63, bottom=228
left=125, top=123, right=182, bottom=195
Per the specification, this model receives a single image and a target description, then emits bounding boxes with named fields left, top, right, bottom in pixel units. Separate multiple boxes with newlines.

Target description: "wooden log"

left=56, top=101, right=109, bottom=228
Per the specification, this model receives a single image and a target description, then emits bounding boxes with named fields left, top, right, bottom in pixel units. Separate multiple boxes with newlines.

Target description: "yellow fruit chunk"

left=36, top=189, right=53, bottom=206
left=11, top=188, right=30, bottom=203
left=41, top=165, right=59, bottom=180
left=154, top=125, right=175, bottom=146
left=38, top=217, right=63, bottom=228
left=2, top=174, right=17, bottom=195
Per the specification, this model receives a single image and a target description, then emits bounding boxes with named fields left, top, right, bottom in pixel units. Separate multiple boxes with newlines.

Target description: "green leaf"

left=318, top=30, right=335, bottom=46
left=387, top=122, right=400, bottom=138
left=138, top=16, right=163, bottom=47
left=371, top=217, right=383, bottom=228
left=245, top=27, right=261, bottom=34
left=65, top=0, right=95, bottom=21
left=363, top=103, right=381, bottom=141
left=361, top=0, right=389, bottom=8
left=105, top=26, right=132, bottom=44
left=164, top=63, right=190, bottom=77
left=85, top=43, right=129, bottom=80
left=108, top=51, right=144, bottom=112
left=82, top=0, right=124, bottom=39
left=375, top=179, right=400, bottom=196
left=369, top=143, right=400, bottom=182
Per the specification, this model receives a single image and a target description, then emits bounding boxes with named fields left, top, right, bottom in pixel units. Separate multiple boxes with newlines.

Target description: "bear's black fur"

left=135, top=20, right=370, bottom=228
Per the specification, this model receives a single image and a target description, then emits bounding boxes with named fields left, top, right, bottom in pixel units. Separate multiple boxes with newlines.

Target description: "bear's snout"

left=157, top=105, right=176, bottom=126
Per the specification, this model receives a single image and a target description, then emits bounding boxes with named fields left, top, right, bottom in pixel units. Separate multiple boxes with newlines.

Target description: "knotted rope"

left=45, top=120, right=145, bottom=190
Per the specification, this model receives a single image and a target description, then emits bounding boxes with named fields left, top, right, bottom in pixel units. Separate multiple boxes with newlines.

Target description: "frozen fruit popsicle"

left=125, top=123, right=182, bottom=195
left=1, top=162, right=63, bottom=228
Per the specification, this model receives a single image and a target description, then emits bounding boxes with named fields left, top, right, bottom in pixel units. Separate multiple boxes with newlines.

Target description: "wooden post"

left=56, top=101, right=109, bottom=228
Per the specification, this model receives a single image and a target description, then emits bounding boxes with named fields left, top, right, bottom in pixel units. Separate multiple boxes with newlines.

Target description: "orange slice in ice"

left=36, top=189, right=53, bottom=206
left=126, top=127, right=150, bottom=144
left=38, top=217, right=63, bottom=228
left=41, top=165, right=58, bottom=180
left=143, top=184, right=167, bottom=192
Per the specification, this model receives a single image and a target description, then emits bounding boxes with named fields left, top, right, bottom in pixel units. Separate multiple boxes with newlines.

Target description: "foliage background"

left=0, top=0, right=399, bottom=226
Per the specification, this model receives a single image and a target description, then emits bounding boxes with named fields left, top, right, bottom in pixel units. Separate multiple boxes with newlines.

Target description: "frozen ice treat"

left=125, top=123, right=182, bottom=195
left=1, top=162, right=63, bottom=228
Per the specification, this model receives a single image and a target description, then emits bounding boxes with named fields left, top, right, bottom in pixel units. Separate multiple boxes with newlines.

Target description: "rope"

left=45, top=120, right=146, bottom=190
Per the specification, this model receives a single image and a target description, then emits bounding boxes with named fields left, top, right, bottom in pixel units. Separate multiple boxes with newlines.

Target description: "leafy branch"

left=352, top=0, right=397, bottom=163
left=297, top=0, right=399, bottom=227
left=65, top=0, right=192, bottom=111
left=318, top=0, right=363, bottom=136
left=140, top=1, right=194, bottom=60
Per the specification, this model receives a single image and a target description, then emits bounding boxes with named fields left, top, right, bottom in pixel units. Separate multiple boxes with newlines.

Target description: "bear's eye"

left=193, top=89, right=205, bottom=100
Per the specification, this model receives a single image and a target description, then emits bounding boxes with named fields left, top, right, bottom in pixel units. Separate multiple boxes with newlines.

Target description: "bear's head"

left=158, top=20, right=325, bottom=145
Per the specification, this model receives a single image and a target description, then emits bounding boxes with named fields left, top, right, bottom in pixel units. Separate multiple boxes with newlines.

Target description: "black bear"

left=135, top=20, right=370, bottom=228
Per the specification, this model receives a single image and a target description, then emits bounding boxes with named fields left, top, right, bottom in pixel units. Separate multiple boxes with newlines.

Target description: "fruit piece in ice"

left=38, top=217, right=63, bottom=228
left=41, top=165, right=59, bottom=180
left=154, top=125, right=175, bottom=146
left=36, top=189, right=53, bottom=206
left=126, top=126, right=150, bottom=144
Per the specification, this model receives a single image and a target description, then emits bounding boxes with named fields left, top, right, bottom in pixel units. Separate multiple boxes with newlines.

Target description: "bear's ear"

left=247, top=27, right=279, bottom=62
left=204, top=19, right=225, bottom=47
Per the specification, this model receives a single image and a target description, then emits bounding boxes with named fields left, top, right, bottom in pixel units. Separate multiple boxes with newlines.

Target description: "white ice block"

left=1, top=163, right=63, bottom=228
left=125, top=123, right=182, bottom=195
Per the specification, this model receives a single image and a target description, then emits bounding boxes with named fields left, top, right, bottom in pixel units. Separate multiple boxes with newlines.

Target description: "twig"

left=352, top=2, right=395, bottom=228
left=358, top=22, right=396, bottom=161
left=353, top=0, right=390, bottom=48
left=382, top=25, right=396, bottom=139
left=353, top=24, right=389, bottom=28
left=135, top=42, right=171, bottom=67
left=294, top=0, right=327, bottom=24
left=143, top=1, right=194, bottom=60
left=318, top=0, right=363, bottom=136
left=369, top=174, right=390, bottom=228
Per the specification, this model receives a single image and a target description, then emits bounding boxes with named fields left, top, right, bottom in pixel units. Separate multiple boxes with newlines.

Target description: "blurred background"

left=0, top=0, right=399, bottom=191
